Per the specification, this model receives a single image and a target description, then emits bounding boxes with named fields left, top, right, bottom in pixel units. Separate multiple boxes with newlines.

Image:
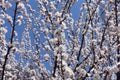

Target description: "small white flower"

left=100, top=50, right=105, bottom=56
left=44, top=54, right=50, bottom=61
left=61, top=32, right=65, bottom=39
left=100, top=0, right=105, bottom=4
left=63, top=66, right=74, bottom=78
left=45, top=45, right=51, bottom=51
left=82, top=3, right=87, bottom=9
left=43, top=0, right=48, bottom=5
left=76, top=67, right=87, bottom=77
left=13, top=31, right=18, bottom=36
left=18, top=15, right=23, bottom=20
left=6, top=64, right=11, bottom=70
left=7, top=42, right=13, bottom=47
left=59, top=44, right=66, bottom=51
left=16, top=19, right=22, bottom=25
left=44, top=28, right=49, bottom=34
left=18, top=2, right=25, bottom=9
left=62, top=60, right=67, bottom=66
left=61, top=22, right=67, bottom=30
left=116, top=54, right=120, bottom=58
left=41, top=20, right=45, bottom=25
left=1, top=50, right=7, bottom=56
left=21, top=42, right=25, bottom=47
left=27, top=50, right=32, bottom=54
left=30, top=76, right=36, bottom=80
left=55, top=11, right=61, bottom=17
left=110, top=65, right=119, bottom=73
left=30, top=70, right=36, bottom=75
left=74, top=47, right=79, bottom=52
left=117, top=62, right=120, bottom=68
left=109, top=0, right=114, bottom=3
left=62, top=53, right=69, bottom=60
left=12, top=41, right=19, bottom=46
left=0, top=27, right=7, bottom=34
left=6, top=14, right=13, bottom=23
left=0, top=14, right=5, bottom=18
left=92, top=39, right=97, bottom=43
left=0, top=19, right=5, bottom=25
left=28, top=18, right=32, bottom=22
left=92, top=73, right=100, bottom=80
left=4, top=1, right=12, bottom=8
left=50, top=1, right=55, bottom=9
left=41, top=6, right=46, bottom=13
left=49, top=38, right=58, bottom=44
left=66, top=78, right=72, bottom=80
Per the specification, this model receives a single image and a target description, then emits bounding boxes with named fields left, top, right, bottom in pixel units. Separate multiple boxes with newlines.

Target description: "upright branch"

left=1, top=2, right=18, bottom=80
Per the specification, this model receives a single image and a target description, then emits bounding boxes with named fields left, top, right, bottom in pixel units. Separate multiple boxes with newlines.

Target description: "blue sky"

left=71, top=0, right=84, bottom=20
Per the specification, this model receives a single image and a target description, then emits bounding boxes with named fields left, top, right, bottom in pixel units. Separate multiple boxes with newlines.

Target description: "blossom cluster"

left=0, top=0, right=120, bottom=80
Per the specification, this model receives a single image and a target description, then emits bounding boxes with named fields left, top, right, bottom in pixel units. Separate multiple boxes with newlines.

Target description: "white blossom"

left=74, top=47, right=80, bottom=52
left=0, top=14, right=5, bottom=18
left=55, top=11, right=62, bottom=17
left=59, top=44, right=66, bottom=51
left=18, top=15, right=23, bottom=20
left=30, top=76, right=36, bottom=80
left=7, top=42, right=13, bottom=47
left=18, top=2, right=25, bottom=9
left=49, top=38, right=58, bottom=44
left=5, top=14, right=13, bottom=23
left=62, top=60, right=67, bottom=66
left=92, top=74, right=100, bottom=80
left=45, top=45, right=51, bottom=51
left=0, top=27, right=7, bottom=34
left=6, top=64, right=11, bottom=70
left=16, top=19, right=22, bottom=25
left=44, top=54, right=50, bottom=61
left=61, top=22, right=67, bottom=30
left=76, top=67, right=87, bottom=77
left=82, top=3, right=87, bottom=9
left=63, top=66, right=74, bottom=78
left=62, top=53, right=69, bottom=60
left=50, top=1, right=55, bottom=9
left=4, top=1, right=12, bottom=8
left=0, top=0, right=120, bottom=80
